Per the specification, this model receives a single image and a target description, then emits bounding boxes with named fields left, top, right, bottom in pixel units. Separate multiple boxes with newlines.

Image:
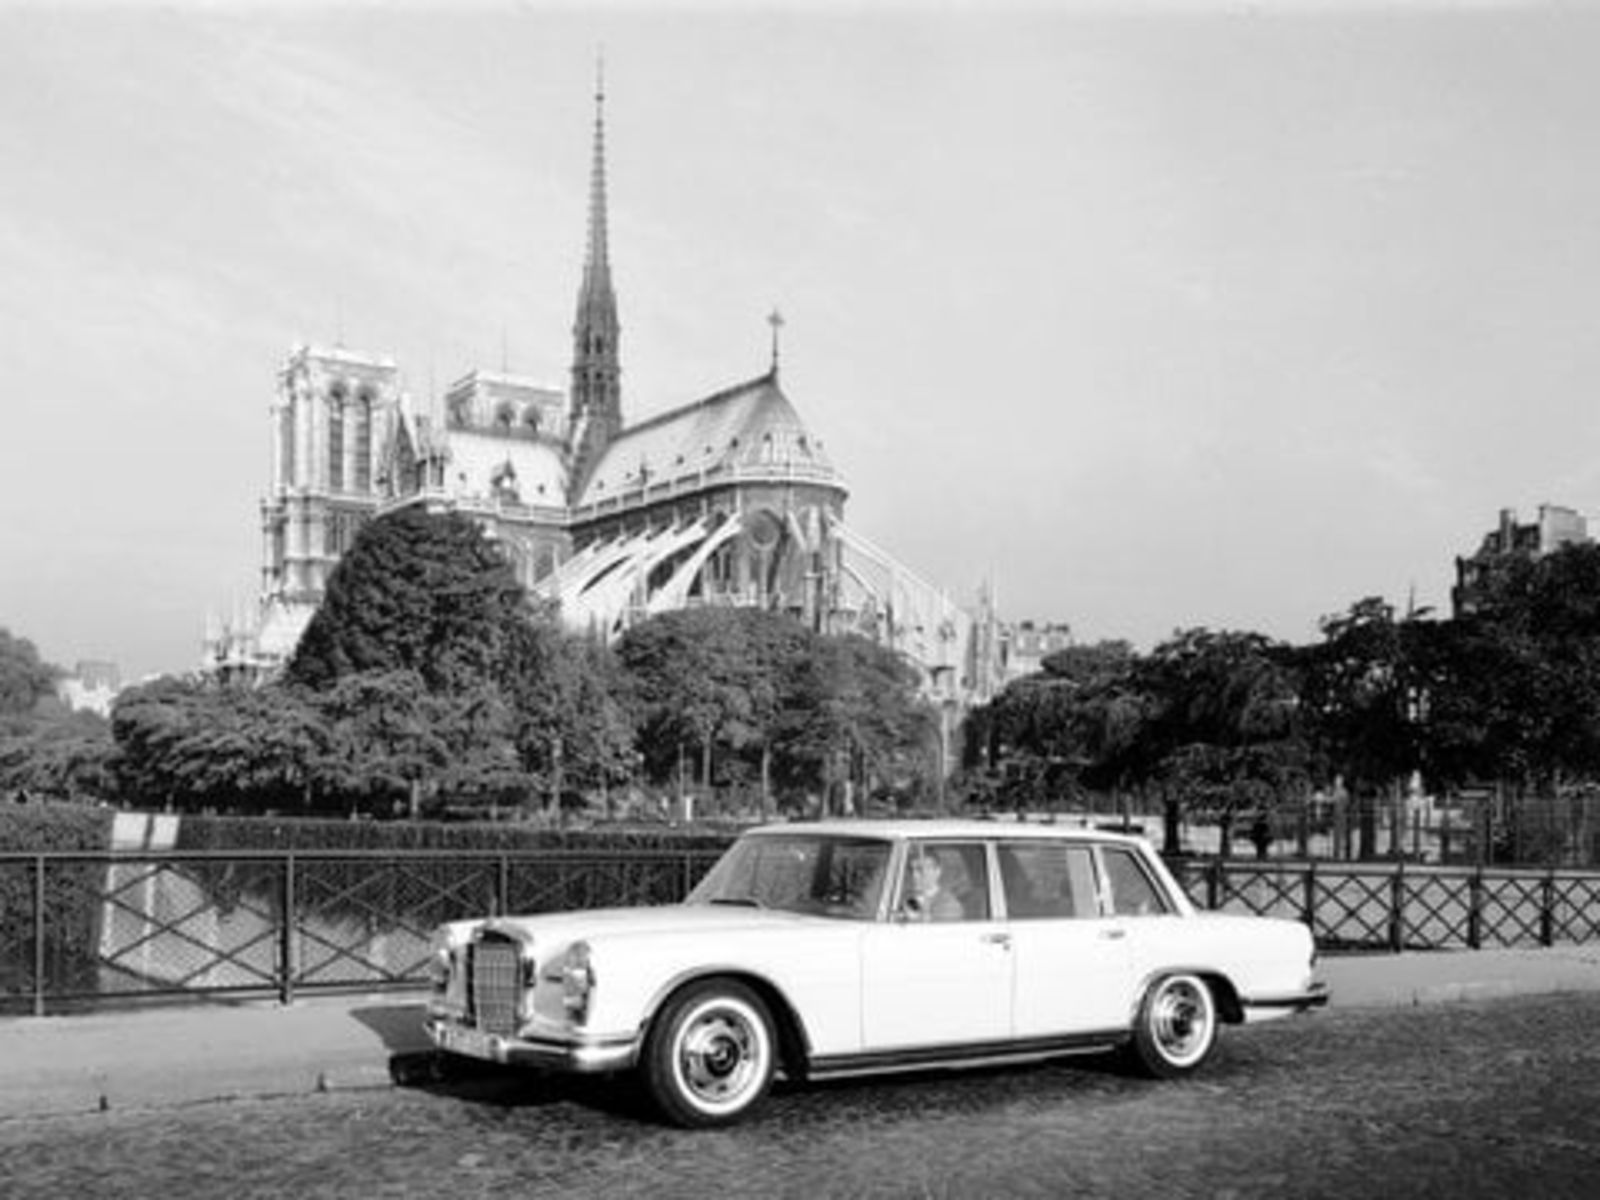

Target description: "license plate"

left=437, top=1023, right=494, bottom=1060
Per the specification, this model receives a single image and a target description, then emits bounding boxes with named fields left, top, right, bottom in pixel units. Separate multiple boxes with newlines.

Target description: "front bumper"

left=425, top=1017, right=640, bottom=1073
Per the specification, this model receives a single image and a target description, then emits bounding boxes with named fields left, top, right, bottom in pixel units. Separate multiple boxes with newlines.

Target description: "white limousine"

left=425, top=820, right=1328, bottom=1127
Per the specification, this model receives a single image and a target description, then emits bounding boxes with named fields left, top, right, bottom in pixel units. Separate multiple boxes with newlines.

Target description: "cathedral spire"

left=582, top=54, right=612, bottom=310
left=570, top=54, right=622, bottom=457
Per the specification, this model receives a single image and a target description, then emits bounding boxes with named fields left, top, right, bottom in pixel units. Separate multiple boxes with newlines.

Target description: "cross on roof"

left=768, top=308, right=785, bottom=374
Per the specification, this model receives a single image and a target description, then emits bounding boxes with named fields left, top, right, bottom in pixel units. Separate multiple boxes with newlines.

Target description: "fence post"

left=32, top=855, right=46, bottom=1018
left=1389, top=858, right=1406, bottom=953
left=495, top=854, right=509, bottom=917
left=1206, top=858, right=1223, bottom=911
left=278, top=854, right=296, bottom=1006
left=1541, top=868, right=1555, bottom=947
left=1302, top=861, right=1318, bottom=936
left=1468, top=866, right=1482, bottom=950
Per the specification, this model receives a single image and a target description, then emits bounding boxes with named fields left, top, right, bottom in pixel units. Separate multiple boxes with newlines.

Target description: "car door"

left=1092, top=841, right=1188, bottom=983
left=1000, top=840, right=1138, bottom=1038
left=858, top=841, right=1012, bottom=1050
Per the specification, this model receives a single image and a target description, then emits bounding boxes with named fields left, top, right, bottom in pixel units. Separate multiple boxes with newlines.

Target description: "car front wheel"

left=1129, top=973, right=1217, bottom=1078
left=642, top=979, right=776, bottom=1128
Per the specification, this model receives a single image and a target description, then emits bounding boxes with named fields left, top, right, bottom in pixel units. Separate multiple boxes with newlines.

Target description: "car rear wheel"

left=1129, top=973, right=1217, bottom=1078
left=642, top=979, right=776, bottom=1128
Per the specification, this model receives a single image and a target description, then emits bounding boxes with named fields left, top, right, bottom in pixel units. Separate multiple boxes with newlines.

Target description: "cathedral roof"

left=576, top=372, right=841, bottom=506
left=442, top=429, right=569, bottom=508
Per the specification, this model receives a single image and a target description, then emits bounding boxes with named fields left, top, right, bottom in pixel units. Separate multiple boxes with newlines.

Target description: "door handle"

left=1100, top=928, right=1126, bottom=941
left=981, top=932, right=1012, bottom=948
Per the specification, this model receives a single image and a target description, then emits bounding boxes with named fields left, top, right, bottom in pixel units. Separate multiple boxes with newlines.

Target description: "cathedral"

left=207, top=83, right=998, bottom=713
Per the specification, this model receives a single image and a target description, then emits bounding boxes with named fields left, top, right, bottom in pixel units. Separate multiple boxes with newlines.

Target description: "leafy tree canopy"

left=288, top=508, right=530, bottom=695
left=0, top=627, right=60, bottom=715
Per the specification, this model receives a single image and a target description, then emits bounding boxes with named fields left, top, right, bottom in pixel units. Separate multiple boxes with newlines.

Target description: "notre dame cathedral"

left=206, top=82, right=1002, bottom=713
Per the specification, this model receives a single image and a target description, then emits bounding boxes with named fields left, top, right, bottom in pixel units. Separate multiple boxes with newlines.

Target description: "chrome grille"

left=469, top=936, right=523, bottom=1036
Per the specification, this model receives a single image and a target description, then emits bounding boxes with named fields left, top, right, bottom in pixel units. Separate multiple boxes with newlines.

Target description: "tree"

left=0, top=707, right=117, bottom=801
left=0, top=628, right=60, bottom=715
left=774, top=633, right=937, bottom=815
left=617, top=608, right=800, bottom=806
left=618, top=610, right=935, bottom=815
left=288, top=507, right=528, bottom=695
left=1298, top=599, right=1421, bottom=857
left=309, top=670, right=453, bottom=817
left=283, top=508, right=606, bottom=816
left=111, top=677, right=322, bottom=812
left=963, top=640, right=1146, bottom=812
left=1135, top=628, right=1306, bottom=857
left=505, top=622, right=635, bottom=815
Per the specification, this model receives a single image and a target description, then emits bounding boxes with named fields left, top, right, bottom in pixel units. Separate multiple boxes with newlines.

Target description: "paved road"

left=1, top=992, right=1597, bottom=1199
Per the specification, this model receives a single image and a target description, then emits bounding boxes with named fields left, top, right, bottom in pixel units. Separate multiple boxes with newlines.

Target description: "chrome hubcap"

left=678, top=1009, right=761, bottom=1105
left=1152, top=979, right=1210, bottom=1062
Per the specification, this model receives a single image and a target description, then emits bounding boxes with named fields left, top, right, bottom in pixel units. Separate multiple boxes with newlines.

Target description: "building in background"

left=56, top=659, right=122, bottom=718
left=1452, top=504, right=1591, bottom=618
left=206, top=80, right=1000, bottom=711
left=997, top=620, right=1075, bottom=683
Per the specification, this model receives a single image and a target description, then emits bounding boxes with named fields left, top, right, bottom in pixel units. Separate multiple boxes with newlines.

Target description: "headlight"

left=427, top=930, right=453, bottom=990
left=562, top=941, right=595, bottom=1023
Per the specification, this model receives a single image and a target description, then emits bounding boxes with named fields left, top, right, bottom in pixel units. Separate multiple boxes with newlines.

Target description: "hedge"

left=166, top=815, right=740, bottom=932
left=0, top=803, right=115, bottom=1006
left=173, top=814, right=739, bottom=854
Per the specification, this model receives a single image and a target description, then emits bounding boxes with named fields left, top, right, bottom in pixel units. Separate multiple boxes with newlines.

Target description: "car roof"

left=741, top=818, right=1149, bottom=847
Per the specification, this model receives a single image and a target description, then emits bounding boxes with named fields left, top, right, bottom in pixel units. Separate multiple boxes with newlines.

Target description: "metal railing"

left=6, top=849, right=1599, bottom=1016
left=1168, top=858, right=1600, bottom=952
left=0, top=848, right=724, bottom=1017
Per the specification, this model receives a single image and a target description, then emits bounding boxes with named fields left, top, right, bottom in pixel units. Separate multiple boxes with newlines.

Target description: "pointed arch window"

left=279, top=406, right=295, bottom=485
left=354, top=388, right=374, bottom=492
left=328, top=401, right=345, bottom=491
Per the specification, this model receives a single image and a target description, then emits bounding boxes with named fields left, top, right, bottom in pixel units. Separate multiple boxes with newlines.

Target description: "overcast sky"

left=5, top=0, right=1600, bottom=680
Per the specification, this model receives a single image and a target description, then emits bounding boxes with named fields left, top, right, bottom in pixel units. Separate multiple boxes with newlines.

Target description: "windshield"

left=686, top=834, right=892, bottom=920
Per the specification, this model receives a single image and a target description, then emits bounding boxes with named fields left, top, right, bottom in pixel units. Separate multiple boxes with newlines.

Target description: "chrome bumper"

left=1243, top=981, right=1331, bottom=1014
left=425, top=1018, right=640, bottom=1073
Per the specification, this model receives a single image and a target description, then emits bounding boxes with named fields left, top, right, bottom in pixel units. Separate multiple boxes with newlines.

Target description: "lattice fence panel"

left=293, top=857, right=500, bottom=987
left=1402, top=872, right=1472, bottom=949
left=1215, top=867, right=1304, bottom=921
left=1552, top=875, right=1600, bottom=943
left=1313, top=871, right=1395, bottom=949
left=504, top=854, right=714, bottom=915
left=97, top=858, right=283, bottom=994
left=1478, top=875, right=1545, bottom=947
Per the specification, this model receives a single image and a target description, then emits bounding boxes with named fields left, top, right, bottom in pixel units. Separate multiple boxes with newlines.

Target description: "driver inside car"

left=904, top=847, right=964, bottom=921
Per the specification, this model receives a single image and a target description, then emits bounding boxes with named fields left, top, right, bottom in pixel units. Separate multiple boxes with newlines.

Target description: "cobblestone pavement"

left=1, top=994, right=1597, bottom=1200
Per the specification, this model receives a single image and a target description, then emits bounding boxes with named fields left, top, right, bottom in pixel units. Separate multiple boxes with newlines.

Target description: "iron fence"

left=6, top=848, right=1599, bottom=1016
left=0, top=848, right=724, bottom=1016
left=1168, top=858, right=1600, bottom=952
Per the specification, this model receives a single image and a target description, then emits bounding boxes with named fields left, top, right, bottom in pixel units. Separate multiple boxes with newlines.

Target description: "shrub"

left=0, top=803, right=115, bottom=1007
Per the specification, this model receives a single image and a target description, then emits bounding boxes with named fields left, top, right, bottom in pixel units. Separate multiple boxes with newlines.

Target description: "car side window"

left=1099, top=847, right=1172, bottom=917
left=899, top=841, right=990, bottom=922
left=998, top=843, right=1097, bottom=919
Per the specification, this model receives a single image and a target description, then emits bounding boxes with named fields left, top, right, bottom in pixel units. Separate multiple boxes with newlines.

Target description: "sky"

left=5, top=0, right=1600, bottom=681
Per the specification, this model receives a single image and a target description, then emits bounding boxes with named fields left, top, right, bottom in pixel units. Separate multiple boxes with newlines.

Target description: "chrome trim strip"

left=806, top=1030, right=1127, bottom=1081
